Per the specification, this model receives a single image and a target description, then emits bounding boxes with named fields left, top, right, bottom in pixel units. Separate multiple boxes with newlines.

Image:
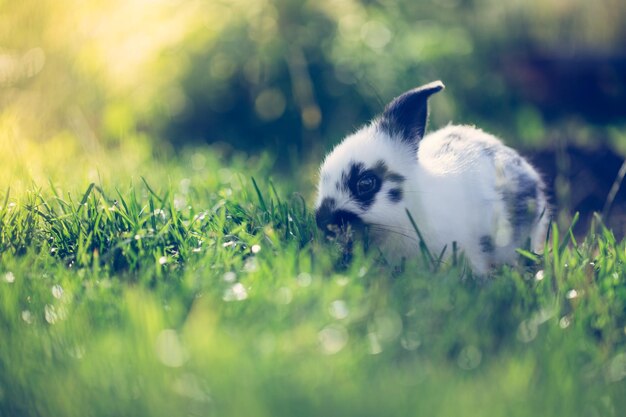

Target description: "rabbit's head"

left=314, top=81, right=444, bottom=241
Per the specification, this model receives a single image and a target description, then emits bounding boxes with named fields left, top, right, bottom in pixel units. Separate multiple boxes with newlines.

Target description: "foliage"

left=3, top=0, right=626, bottom=161
left=167, top=0, right=626, bottom=160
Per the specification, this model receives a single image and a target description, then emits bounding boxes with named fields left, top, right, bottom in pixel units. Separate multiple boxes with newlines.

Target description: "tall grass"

left=1, top=162, right=625, bottom=416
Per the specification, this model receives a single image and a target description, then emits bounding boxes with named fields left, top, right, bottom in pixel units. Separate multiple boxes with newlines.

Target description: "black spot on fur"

left=481, top=146, right=496, bottom=158
left=435, top=141, right=455, bottom=157
left=387, top=173, right=405, bottom=183
left=372, top=160, right=388, bottom=178
left=315, top=197, right=336, bottom=230
left=341, top=163, right=364, bottom=193
left=505, top=172, right=539, bottom=238
left=338, top=160, right=405, bottom=210
left=343, top=162, right=382, bottom=210
left=342, top=162, right=364, bottom=190
left=372, top=160, right=406, bottom=183
left=434, top=133, right=466, bottom=157
left=479, top=235, right=495, bottom=253
left=388, top=188, right=403, bottom=203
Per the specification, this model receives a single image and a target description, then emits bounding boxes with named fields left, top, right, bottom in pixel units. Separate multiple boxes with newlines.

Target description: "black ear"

left=379, top=80, right=444, bottom=144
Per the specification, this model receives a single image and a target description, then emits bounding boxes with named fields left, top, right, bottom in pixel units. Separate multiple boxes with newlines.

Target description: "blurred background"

left=1, top=0, right=626, bottom=235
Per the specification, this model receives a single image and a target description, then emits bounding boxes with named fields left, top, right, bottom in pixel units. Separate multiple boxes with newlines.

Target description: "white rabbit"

left=314, top=81, right=549, bottom=274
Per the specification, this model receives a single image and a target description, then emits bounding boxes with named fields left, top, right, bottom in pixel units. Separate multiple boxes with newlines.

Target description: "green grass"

left=1, top=151, right=626, bottom=417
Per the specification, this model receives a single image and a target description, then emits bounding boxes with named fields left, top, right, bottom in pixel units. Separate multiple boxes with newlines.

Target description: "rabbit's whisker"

left=366, top=224, right=420, bottom=243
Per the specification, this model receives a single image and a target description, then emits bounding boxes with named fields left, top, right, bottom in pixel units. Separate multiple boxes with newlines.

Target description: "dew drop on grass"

left=194, top=212, right=207, bottom=222
left=517, top=319, right=538, bottom=343
left=21, top=310, right=33, bottom=324
left=3, top=271, right=15, bottom=283
left=318, top=324, right=348, bottom=355
left=223, top=283, right=248, bottom=302
left=296, top=272, right=312, bottom=287
left=559, top=316, right=571, bottom=329
left=51, top=284, right=63, bottom=299
left=153, top=208, right=166, bottom=219
left=155, top=329, right=188, bottom=368
left=223, top=271, right=236, bottom=282
left=329, top=300, right=349, bottom=320
left=44, top=304, right=58, bottom=324
left=457, top=345, right=482, bottom=370
left=243, top=257, right=259, bottom=273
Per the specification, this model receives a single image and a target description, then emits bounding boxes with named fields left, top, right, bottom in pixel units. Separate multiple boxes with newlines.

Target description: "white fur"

left=316, top=123, right=549, bottom=274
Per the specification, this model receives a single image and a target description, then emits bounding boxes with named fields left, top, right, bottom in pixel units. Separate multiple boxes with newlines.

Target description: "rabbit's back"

left=413, top=125, right=549, bottom=272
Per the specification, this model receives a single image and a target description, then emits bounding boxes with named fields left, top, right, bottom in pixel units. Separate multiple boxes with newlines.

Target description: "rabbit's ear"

left=380, top=81, right=444, bottom=144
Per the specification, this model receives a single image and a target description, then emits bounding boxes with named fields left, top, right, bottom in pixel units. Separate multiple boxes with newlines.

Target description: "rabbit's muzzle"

left=315, top=198, right=363, bottom=237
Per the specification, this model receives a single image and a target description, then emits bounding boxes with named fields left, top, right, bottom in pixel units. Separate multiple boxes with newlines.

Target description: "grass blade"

left=405, top=209, right=435, bottom=268
left=251, top=177, right=267, bottom=212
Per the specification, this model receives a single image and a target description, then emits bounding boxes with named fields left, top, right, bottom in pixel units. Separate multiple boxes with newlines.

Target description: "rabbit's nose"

left=315, top=198, right=362, bottom=236
left=315, top=198, right=336, bottom=234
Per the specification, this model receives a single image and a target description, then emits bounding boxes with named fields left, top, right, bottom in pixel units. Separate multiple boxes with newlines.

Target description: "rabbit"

left=314, top=81, right=550, bottom=274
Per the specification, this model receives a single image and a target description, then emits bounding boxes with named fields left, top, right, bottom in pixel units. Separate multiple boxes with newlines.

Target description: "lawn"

left=2, top=0, right=626, bottom=415
left=1, top=143, right=625, bottom=417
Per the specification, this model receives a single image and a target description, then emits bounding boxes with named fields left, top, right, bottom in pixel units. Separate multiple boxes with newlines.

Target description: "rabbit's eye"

left=356, top=174, right=377, bottom=195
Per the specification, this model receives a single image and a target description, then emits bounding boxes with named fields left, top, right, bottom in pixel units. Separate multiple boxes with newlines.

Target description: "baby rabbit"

left=314, top=81, right=549, bottom=274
